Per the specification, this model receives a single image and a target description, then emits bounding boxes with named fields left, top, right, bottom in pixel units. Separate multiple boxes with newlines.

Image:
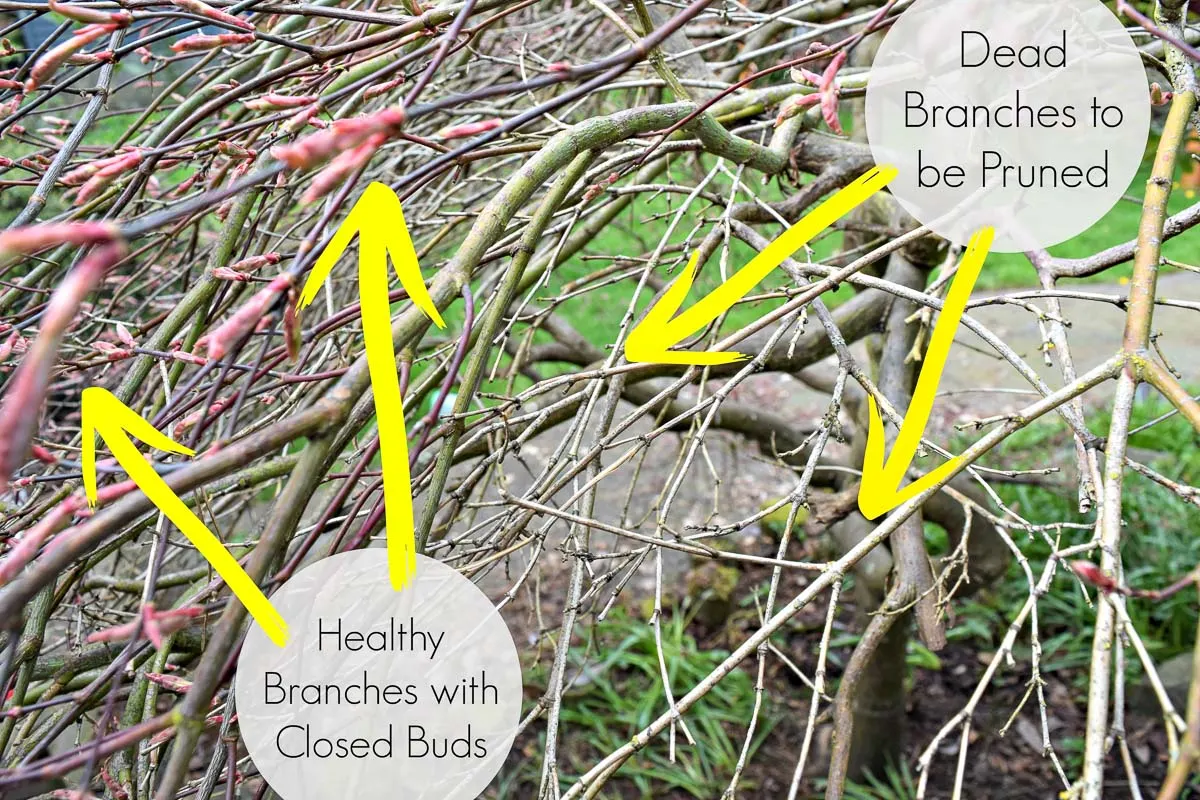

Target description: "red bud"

left=1070, top=560, right=1119, bottom=593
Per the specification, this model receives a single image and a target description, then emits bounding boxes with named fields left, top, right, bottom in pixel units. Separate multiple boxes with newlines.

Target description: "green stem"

left=416, top=150, right=596, bottom=552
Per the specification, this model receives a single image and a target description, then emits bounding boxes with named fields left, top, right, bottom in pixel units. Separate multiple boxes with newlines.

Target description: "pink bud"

left=168, top=172, right=198, bottom=198
left=582, top=171, right=619, bottom=203
left=197, top=274, right=295, bottom=360
left=0, top=220, right=120, bottom=258
left=1070, top=560, right=1119, bottom=593
left=791, top=67, right=822, bottom=88
left=145, top=672, right=193, bottom=693
left=30, top=444, right=57, bottom=464
left=115, top=322, right=135, bottom=347
left=281, top=105, right=321, bottom=135
left=170, top=32, right=255, bottom=53
left=270, top=129, right=333, bottom=168
left=774, top=92, right=820, bottom=127
left=0, top=240, right=126, bottom=490
left=170, top=350, right=207, bottom=366
left=0, top=504, right=72, bottom=586
left=62, top=148, right=141, bottom=187
left=142, top=605, right=205, bottom=648
left=363, top=77, right=404, bottom=100
left=72, top=150, right=143, bottom=205
left=76, top=479, right=136, bottom=513
left=169, top=0, right=255, bottom=30
left=243, top=93, right=316, bottom=110
left=86, top=620, right=139, bottom=644
left=211, top=267, right=250, bottom=281
left=217, top=140, right=255, bottom=159
left=1150, top=83, right=1174, bottom=107
left=173, top=398, right=228, bottom=437
left=301, top=131, right=385, bottom=204
left=48, top=0, right=132, bottom=26
left=90, top=341, right=132, bottom=360
left=228, top=252, right=281, bottom=272
left=272, top=106, right=404, bottom=169
left=87, top=605, right=204, bottom=649
left=74, top=175, right=108, bottom=205
left=148, top=727, right=176, bottom=748
left=61, top=154, right=108, bottom=186
left=0, top=331, right=21, bottom=361
left=436, top=117, right=502, bottom=140
left=65, top=50, right=114, bottom=65
left=283, top=290, right=300, bottom=361
left=25, top=24, right=116, bottom=92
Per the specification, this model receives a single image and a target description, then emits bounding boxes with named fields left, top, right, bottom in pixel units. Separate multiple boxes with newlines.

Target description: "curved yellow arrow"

left=624, top=165, right=898, bottom=365
left=299, top=182, right=445, bottom=589
left=858, top=226, right=994, bottom=520
left=81, top=387, right=289, bottom=646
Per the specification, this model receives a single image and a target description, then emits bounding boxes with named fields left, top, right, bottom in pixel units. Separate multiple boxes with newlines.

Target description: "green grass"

left=914, top=393, right=1200, bottom=782
left=838, top=761, right=920, bottom=800
left=518, top=142, right=1188, bottom=355
left=413, top=141, right=1196, bottom=491
left=981, top=143, right=1199, bottom=286
left=939, top=391, right=1200, bottom=673
left=517, top=605, right=774, bottom=798
left=540, top=164, right=854, bottom=349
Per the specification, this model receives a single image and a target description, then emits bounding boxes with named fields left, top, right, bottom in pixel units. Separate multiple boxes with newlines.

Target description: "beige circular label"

left=236, top=550, right=522, bottom=800
left=864, top=0, right=1150, bottom=252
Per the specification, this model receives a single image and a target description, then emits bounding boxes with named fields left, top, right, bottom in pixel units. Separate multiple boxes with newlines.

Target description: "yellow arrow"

left=624, top=165, right=898, bottom=365
left=298, top=182, right=445, bottom=589
left=81, top=387, right=289, bottom=646
left=858, top=226, right=994, bottom=520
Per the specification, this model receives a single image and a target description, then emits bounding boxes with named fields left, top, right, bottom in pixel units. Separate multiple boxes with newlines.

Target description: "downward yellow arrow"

left=298, top=182, right=445, bottom=589
left=624, top=165, right=897, bottom=365
left=858, top=226, right=994, bottom=520
left=616, top=159, right=992, bottom=521
left=81, top=387, right=289, bottom=646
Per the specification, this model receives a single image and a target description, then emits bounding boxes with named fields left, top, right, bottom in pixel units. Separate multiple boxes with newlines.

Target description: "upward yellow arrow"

left=298, top=182, right=445, bottom=589
left=624, top=165, right=897, bottom=365
left=81, top=387, right=289, bottom=646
